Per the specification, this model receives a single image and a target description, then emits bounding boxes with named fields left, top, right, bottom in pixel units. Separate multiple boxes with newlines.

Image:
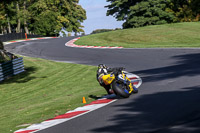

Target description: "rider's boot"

left=103, top=85, right=114, bottom=95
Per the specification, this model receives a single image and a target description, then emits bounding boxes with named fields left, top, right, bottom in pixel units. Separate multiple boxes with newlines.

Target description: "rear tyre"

left=112, top=80, right=130, bottom=98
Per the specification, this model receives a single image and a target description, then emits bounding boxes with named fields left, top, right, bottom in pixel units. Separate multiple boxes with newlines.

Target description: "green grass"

left=75, top=22, right=200, bottom=48
left=0, top=56, right=104, bottom=133
left=2, top=22, right=199, bottom=132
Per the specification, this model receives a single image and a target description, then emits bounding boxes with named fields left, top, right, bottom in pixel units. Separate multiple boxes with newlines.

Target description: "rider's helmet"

left=97, top=64, right=108, bottom=85
left=98, top=64, right=107, bottom=69
left=97, top=64, right=108, bottom=74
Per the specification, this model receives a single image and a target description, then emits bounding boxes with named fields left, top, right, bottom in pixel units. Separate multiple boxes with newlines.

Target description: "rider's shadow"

left=89, top=94, right=122, bottom=100
left=90, top=85, right=200, bottom=133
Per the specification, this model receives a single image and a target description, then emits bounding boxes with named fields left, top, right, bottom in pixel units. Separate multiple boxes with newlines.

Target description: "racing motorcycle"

left=97, top=64, right=138, bottom=98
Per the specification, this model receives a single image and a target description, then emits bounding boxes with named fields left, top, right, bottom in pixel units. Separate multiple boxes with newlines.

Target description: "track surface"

left=5, top=37, right=200, bottom=133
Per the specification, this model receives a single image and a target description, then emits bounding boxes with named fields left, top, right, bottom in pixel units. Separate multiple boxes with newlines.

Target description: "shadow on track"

left=90, top=86, right=200, bottom=133
left=89, top=94, right=122, bottom=100
left=90, top=53, right=200, bottom=133
left=132, top=53, right=200, bottom=83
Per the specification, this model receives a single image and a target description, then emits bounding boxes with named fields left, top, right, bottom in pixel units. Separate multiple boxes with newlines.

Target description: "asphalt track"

left=5, top=37, right=200, bottom=133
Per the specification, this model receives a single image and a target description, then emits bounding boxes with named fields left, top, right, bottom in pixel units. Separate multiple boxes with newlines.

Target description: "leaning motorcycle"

left=100, top=67, right=139, bottom=98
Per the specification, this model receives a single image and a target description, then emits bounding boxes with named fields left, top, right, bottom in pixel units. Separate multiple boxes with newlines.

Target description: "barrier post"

left=25, top=33, right=27, bottom=40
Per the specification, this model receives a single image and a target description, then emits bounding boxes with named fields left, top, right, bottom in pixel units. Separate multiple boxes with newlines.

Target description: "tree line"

left=0, top=0, right=86, bottom=36
left=106, top=0, right=200, bottom=28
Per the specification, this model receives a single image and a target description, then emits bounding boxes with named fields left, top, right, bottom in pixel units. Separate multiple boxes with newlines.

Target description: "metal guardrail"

left=0, top=33, right=43, bottom=42
left=0, top=57, right=24, bottom=82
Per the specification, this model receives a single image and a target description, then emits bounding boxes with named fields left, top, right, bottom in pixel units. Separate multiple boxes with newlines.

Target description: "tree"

left=60, top=31, right=67, bottom=37
left=33, top=10, right=58, bottom=36
left=16, top=1, right=21, bottom=33
left=0, top=0, right=33, bottom=34
left=0, top=0, right=86, bottom=36
left=168, top=0, right=200, bottom=22
left=28, top=0, right=86, bottom=36
left=0, top=1, right=16, bottom=34
left=106, top=0, right=175, bottom=28
left=60, top=0, right=87, bottom=34
left=0, top=3, right=7, bottom=34
left=191, top=0, right=200, bottom=20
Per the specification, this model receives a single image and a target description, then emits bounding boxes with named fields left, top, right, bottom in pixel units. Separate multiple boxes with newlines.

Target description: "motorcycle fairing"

left=102, top=74, right=115, bottom=85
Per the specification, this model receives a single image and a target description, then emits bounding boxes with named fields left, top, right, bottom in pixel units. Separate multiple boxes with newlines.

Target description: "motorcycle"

left=97, top=64, right=139, bottom=98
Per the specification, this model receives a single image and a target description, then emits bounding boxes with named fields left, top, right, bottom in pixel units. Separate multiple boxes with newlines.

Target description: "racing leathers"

left=96, top=64, right=123, bottom=94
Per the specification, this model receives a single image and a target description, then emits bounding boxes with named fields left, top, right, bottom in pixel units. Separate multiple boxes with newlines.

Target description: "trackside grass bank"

left=0, top=57, right=104, bottom=133
left=75, top=22, right=200, bottom=48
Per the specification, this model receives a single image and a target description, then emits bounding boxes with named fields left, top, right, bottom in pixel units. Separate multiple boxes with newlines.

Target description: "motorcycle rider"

left=96, top=64, right=124, bottom=94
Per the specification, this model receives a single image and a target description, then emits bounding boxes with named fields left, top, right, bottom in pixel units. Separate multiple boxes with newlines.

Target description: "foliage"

left=168, top=0, right=200, bottom=22
left=91, top=29, right=114, bottom=34
left=32, top=10, right=58, bottom=36
left=106, top=0, right=200, bottom=28
left=81, top=32, right=85, bottom=36
left=106, top=0, right=175, bottom=28
left=125, top=0, right=175, bottom=28
left=61, top=31, right=67, bottom=37
left=0, top=50, right=12, bottom=63
left=68, top=32, right=72, bottom=37
left=0, top=40, right=17, bottom=63
left=0, top=0, right=86, bottom=36
left=91, top=28, right=122, bottom=34
left=0, top=40, right=4, bottom=50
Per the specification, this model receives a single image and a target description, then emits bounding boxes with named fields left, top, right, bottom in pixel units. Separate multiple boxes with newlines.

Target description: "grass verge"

left=0, top=56, right=104, bottom=133
left=75, top=22, right=200, bottom=48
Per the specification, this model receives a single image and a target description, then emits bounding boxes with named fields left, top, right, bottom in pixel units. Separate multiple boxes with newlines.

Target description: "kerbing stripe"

left=13, top=74, right=141, bottom=133
left=65, top=38, right=124, bottom=49
left=14, top=129, right=38, bottom=133
left=84, top=99, right=114, bottom=106
left=46, top=110, right=89, bottom=121
left=4, top=37, right=58, bottom=45
left=14, top=99, right=117, bottom=133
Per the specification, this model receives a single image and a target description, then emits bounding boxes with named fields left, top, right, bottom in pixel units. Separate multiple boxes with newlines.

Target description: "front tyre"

left=112, top=80, right=131, bottom=98
left=132, top=85, right=138, bottom=93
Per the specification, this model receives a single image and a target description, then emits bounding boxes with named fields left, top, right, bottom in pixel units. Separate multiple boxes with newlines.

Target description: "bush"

left=0, top=40, right=4, bottom=50
left=91, top=29, right=114, bottom=34
left=0, top=40, right=18, bottom=63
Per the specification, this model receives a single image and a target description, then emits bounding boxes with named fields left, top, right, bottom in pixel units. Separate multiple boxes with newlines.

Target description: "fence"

left=0, top=33, right=42, bottom=42
left=0, top=57, right=24, bottom=82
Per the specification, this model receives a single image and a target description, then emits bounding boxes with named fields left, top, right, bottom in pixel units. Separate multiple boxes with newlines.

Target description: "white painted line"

left=14, top=99, right=117, bottom=133
left=4, top=37, right=59, bottom=45
left=13, top=72, right=142, bottom=133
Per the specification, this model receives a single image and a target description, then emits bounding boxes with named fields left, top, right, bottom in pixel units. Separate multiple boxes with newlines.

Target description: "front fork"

left=126, top=78, right=139, bottom=93
left=119, top=74, right=137, bottom=94
left=127, top=79, right=134, bottom=93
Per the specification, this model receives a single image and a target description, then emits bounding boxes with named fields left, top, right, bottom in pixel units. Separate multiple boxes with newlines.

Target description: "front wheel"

left=112, top=80, right=131, bottom=98
left=132, top=85, right=138, bottom=93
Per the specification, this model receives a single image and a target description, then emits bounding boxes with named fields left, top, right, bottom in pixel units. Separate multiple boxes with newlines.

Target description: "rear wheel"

left=112, top=80, right=130, bottom=98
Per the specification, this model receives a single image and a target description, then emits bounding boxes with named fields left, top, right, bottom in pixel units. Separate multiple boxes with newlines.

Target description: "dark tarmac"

left=5, top=37, right=200, bottom=133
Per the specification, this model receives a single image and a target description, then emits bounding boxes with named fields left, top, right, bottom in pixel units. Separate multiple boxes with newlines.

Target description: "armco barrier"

left=0, top=57, right=24, bottom=82
left=0, top=33, right=43, bottom=42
